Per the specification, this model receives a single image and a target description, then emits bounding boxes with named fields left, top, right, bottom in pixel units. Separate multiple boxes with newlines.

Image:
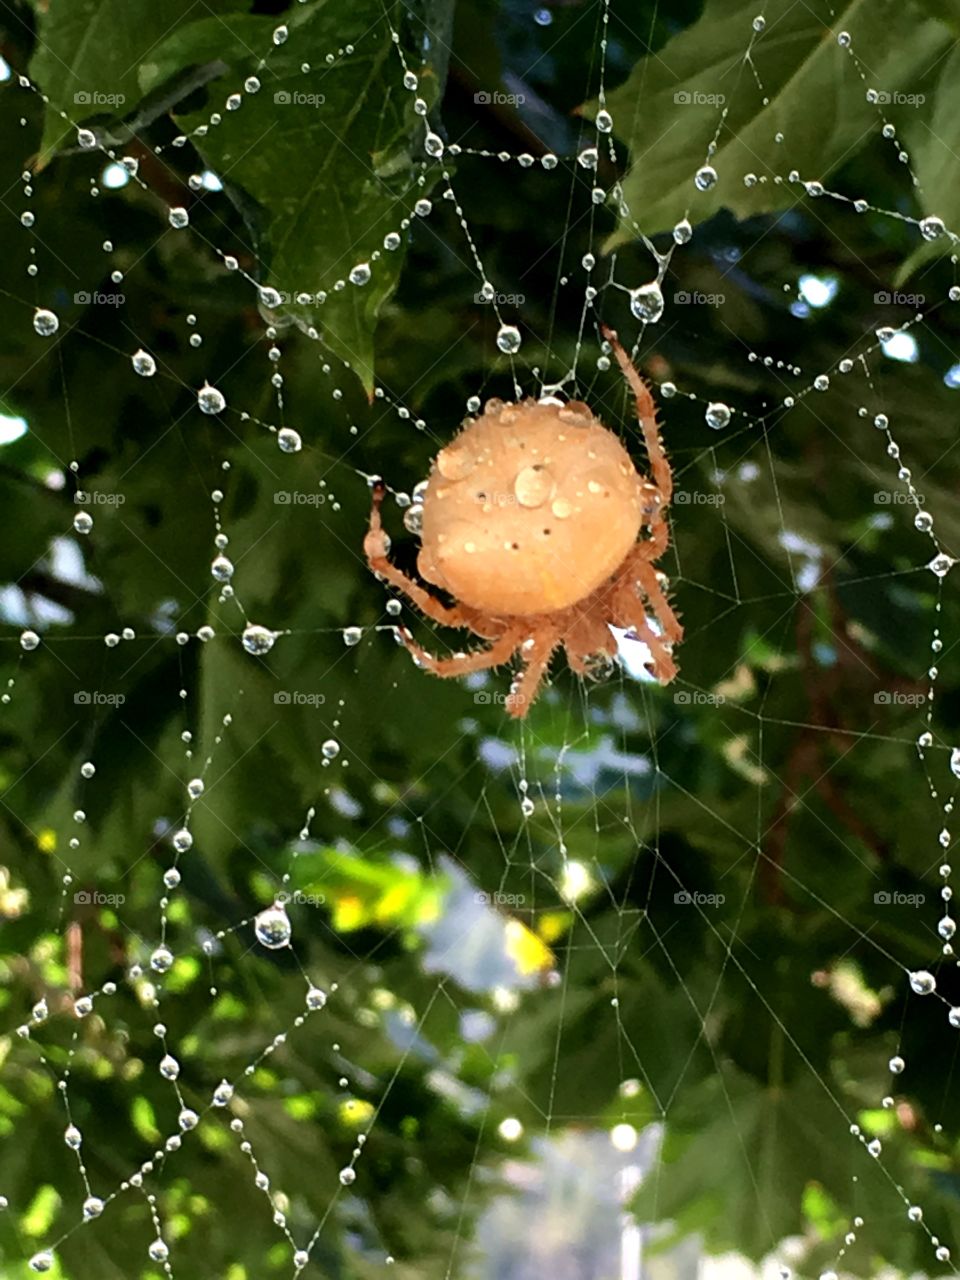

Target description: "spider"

left=364, top=325, right=683, bottom=718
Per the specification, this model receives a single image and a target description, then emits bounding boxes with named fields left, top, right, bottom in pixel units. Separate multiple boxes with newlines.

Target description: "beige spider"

left=364, top=325, right=682, bottom=718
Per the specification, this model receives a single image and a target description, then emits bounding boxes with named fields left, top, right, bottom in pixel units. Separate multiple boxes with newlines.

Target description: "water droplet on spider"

left=339, top=1167, right=356, bottom=1186
left=213, top=1079, right=234, bottom=1106
left=211, top=554, right=234, bottom=582
left=929, top=553, right=955, bottom=579
left=172, top=828, right=193, bottom=852
left=198, top=383, right=226, bottom=414
left=150, top=946, right=174, bottom=973
left=672, top=218, right=692, bottom=245
left=148, top=1239, right=169, bottom=1263
left=20, top=629, right=40, bottom=651
left=403, top=504, right=424, bottom=534
left=920, top=215, right=945, bottom=241
left=630, top=281, right=664, bottom=323
left=83, top=1195, right=104, bottom=1219
left=322, top=738, right=340, bottom=761
left=255, top=903, right=292, bottom=949
left=277, top=427, right=302, bottom=453
left=909, top=969, right=936, bottom=995
left=694, top=165, right=717, bottom=191
left=64, top=1124, right=82, bottom=1148
left=705, top=402, right=731, bottom=430
left=73, top=511, right=93, bottom=535
left=596, top=108, right=613, bottom=133
left=349, top=262, right=371, bottom=286
left=33, top=308, right=59, bottom=337
left=242, top=623, right=276, bottom=655
left=160, top=1053, right=180, bottom=1080
left=514, top=465, right=555, bottom=508
left=306, top=985, right=327, bottom=1010
left=29, top=1251, right=54, bottom=1273
left=496, top=324, right=522, bottom=354
left=343, top=626, right=362, bottom=647
left=131, top=348, right=156, bottom=377
left=914, top=511, right=933, bottom=533
left=889, top=1054, right=905, bottom=1074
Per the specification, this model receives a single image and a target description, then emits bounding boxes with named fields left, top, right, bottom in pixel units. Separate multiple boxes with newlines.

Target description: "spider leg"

left=632, top=557, right=684, bottom=646
left=400, top=628, right=520, bottom=682
left=601, top=324, right=673, bottom=507
left=506, top=628, right=561, bottom=718
left=614, top=583, right=678, bottom=685
left=364, top=483, right=468, bottom=628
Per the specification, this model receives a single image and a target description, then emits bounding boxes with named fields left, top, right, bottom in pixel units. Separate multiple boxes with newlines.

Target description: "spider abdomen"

left=417, top=398, right=643, bottom=615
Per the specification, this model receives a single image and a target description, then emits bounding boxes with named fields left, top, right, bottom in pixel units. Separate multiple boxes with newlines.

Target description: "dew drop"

left=211, top=554, right=234, bottom=582
left=150, top=946, right=174, bottom=973
left=322, top=738, right=340, bottom=760
left=339, top=1167, right=356, bottom=1186
left=349, top=263, right=371, bottom=286
left=705, top=402, right=731, bottom=430
left=168, top=206, right=189, bottom=229
left=496, top=324, right=522, bottom=354
left=630, top=281, right=664, bottom=323
left=242, top=624, right=276, bottom=655
left=514, top=465, right=555, bottom=508
left=920, top=215, right=945, bottom=241
left=198, top=383, right=226, bottom=414
left=255, top=903, right=292, bottom=949
left=909, top=969, right=936, bottom=995
left=33, top=308, right=59, bottom=337
left=278, top=427, right=302, bottom=453
left=132, top=349, right=156, bottom=376
left=596, top=109, right=613, bottom=134
left=672, top=218, right=692, bottom=245
left=73, top=512, right=93, bottom=535
left=694, top=165, right=717, bottom=191
left=20, top=629, right=40, bottom=651
left=306, top=986, right=327, bottom=1009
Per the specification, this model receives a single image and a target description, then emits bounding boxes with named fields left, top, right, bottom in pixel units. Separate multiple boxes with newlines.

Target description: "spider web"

left=1, top=0, right=960, bottom=1277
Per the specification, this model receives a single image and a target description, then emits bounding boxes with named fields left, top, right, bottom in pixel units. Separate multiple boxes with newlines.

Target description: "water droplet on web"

left=29, top=1251, right=54, bottom=1273
left=83, top=1195, right=104, bottom=1219
left=672, top=218, right=692, bottom=245
left=630, top=281, right=664, bottom=323
left=172, top=828, right=193, bottom=852
left=813, top=374, right=829, bottom=391
left=752, top=14, right=765, bottom=30
left=866, top=1138, right=881, bottom=1156
left=33, top=308, right=59, bottom=337
left=148, top=1239, right=169, bottom=1262
left=255, top=903, right=292, bottom=949
left=242, top=624, right=276, bottom=655
left=928, top=553, right=955, bottom=579
left=920, top=216, right=945, bottom=241
left=211, top=554, right=234, bottom=582
left=836, top=30, right=851, bottom=46
left=168, top=206, right=189, bottom=229
left=403, top=504, right=424, bottom=534
left=349, top=262, right=371, bottom=286
left=876, top=326, right=896, bottom=344
left=322, top=738, right=340, bottom=760
left=918, top=731, right=933, bottom=748
left=424, top=131, right=444, bottom=157
left=132, top=348, right=156, bottom=377
left=497, top=324, right=521, bottom=354
left=694, top=165, right=717, bottom=191
left=578, top=147, right=598, bottom=170
left=20, top=629, right=40, bottom=651
left=150, top=946, right=174, bottom=973
left=259, top=285, right=283, bottom=308
left=907, top=1204, right=922, bottom=1222
left=306, top=986, right=327, bottom=1009
left=198, top=383, right=226, bottom=414
left=160, top=1053, right=180, bottom=1079
left=213, top=1079, right=234, bottom=1106
left=705, top=402, right=731, bottom=429
left=73, top=511, right=93, bottom=535
left=909, top=969, right=936, bottom=995
left=244, top=76, right=261, bottom=94
left=339, top=1166, right=356, bottom=1186
left=278, top=427, right=301, bottom=453
left=596, top=109, right=613, bottom=133
left=889, top=1054, right=905, bottom=1073
left=294, top=1250, right=309, bottom=1268
left=75, top=995, right=93, bottom=1017
left=343, top=626, right=362, bottom=647
left=914, top=511, right=933, bottom=533
left=64, top=1124, right=82, bottom=1148
left=77, top=127, right=96, bottom=149
left=163, top=867, right=181, bottom=889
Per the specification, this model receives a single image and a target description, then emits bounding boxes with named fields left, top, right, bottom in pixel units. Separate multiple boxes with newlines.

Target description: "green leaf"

left=28, top=0, right=243, bottom=164
left=149, top=0, right=451, bottom=393
left=596, top=0, right=954, bottom=243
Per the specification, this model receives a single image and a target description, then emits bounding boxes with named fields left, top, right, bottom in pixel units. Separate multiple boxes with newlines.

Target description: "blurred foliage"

left=1, top=0, right=960, bottom=1277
